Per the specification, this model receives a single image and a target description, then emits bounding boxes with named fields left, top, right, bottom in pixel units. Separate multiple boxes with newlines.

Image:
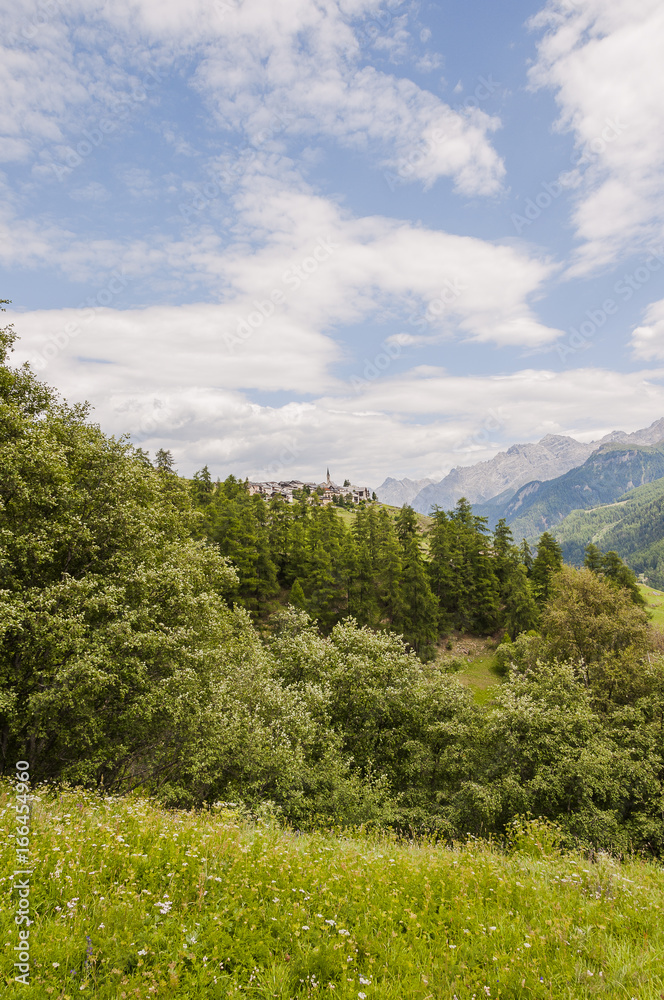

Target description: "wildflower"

left=302, top=925, right=309, bottom=931
left=325, top=919, right=336, bottom=926
left=98, top=924, right=105, bottom=929
left=138, top=949, right=147, bottom=956
left=52, top=963, right=59, bottom=969
left=358, top=993, right=366, bottom=999
left=523, top=942, right=531, bottom=948
left=359, top=976, right=371, bottom=984
left=339, top=929, right=350, bottom=936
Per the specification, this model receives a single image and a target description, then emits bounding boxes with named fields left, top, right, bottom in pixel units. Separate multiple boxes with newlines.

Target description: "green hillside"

left=3, top=784, right=664, bottom=1000
left=474, top=443, right=664, bottom=541
left=551, top=477, right=664, bottom=587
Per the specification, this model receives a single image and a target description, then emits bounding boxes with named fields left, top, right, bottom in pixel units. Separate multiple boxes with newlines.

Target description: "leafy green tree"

left=0, top=320, right=243, bottom=785
left=540, top=566, right=652, bottom=709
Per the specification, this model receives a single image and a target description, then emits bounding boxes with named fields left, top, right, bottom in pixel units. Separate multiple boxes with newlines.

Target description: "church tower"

left=326, top=467, right=331, bottom=486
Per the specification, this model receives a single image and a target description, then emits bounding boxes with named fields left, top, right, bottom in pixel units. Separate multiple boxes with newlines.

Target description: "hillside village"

left=247, top=468, right=373, bottom=505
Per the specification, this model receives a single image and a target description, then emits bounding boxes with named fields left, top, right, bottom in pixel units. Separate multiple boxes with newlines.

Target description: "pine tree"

left=394, top=506, right=438, bottom=658
left=191, top=465, right=214, bottom=506
left=288, top=578, right=308, bottom=610
left=427, top=507, right=454, bottom=632
left=520, top=538, right=534, bottom=573
left=492, top=519, right=538, bottom=635
left=531, top=532, right=563, bottom=604
left=154, top=448, right=176, bottom=473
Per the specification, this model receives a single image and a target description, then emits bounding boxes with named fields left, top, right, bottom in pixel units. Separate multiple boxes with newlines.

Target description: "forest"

left=2, top=316, right=664, bottom=856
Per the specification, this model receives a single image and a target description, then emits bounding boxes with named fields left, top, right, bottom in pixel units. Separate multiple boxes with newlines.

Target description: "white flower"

left=325, top=919, right=336, bottom=926
left=302, top=925, right=309, bottom=931
left=97, top=923, right=105, bottom=929
left=138, top=949, right=147, bottom=956
left=359, top=976, right=371, bottom=984
left=52, top=963, right=59, bottom=968
left=273, top=898, right=280, bottom=903
left=339, top=929, right=350, bottom=936
left=523, top=942, right=531, bottom=948
left=358, top=993, right=367, bottom=999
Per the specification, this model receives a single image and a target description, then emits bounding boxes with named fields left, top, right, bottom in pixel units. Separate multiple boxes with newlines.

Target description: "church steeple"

left=326, top=467, right=331, bottom=486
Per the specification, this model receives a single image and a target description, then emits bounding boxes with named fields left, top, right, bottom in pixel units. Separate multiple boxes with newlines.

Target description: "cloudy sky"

left=2, top=0, right=664, bottom=486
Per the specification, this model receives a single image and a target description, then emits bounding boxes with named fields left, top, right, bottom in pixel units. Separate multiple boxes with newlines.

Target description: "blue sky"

left=2, top=0, right=664, bottom=486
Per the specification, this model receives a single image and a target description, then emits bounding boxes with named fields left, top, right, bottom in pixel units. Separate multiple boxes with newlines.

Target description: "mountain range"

left=376, top=418, right=664, bottom=515
left=474, top=442, right=664, bottom=539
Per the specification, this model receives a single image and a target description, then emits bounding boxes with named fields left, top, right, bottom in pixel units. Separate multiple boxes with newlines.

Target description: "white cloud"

left=9, top=307, right=664, bottom=484
left=530, top=0, right=664, bottom=273
left=0, top=0, right=505, bottom=196
left=1, top=154, right=562, bottom=348
left=631, top=298, right=664, bottom=360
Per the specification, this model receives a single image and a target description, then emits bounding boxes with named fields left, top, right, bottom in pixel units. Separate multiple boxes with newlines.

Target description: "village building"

left=246, top=470, right=372, bottom=505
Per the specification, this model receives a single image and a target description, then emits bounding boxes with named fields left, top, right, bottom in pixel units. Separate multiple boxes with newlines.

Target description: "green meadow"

left=3, top=785, right=664, bottom=1000
left=639, top=585, right=664, bottom=629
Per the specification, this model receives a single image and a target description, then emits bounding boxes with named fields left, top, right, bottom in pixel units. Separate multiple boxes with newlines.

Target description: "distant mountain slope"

left=551, top=476, right=664, bottom=589
left=411, top=435, right=597, bottom=514
left=375, top=476, right=435, bottom=507
left=379, top=418, right=664, bottom=514
left=480, top=443, right=664, bottom=541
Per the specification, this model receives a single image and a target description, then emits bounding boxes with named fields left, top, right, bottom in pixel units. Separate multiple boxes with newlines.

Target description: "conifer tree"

left=531, top=531, right=563, bottom=604
left=288, top=578, right=308, bottom=610
left=394, top=506, right=438, bottom=658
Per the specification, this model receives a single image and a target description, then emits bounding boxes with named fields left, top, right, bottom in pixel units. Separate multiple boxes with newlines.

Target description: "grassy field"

left=434, top=636, right=503, bottom=706
left=639, top=584, right=664, bottom=628
left=3, top=786, right=664, bottom=999
left=454, top=652, right=502, bottom=706
left=333, top=503, right=434, bottom=533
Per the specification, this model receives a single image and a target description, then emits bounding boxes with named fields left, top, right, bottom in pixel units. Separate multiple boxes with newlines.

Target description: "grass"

left=332, top=503, right=434, bottom=533
left=4, top=786, right=664, bottom=999
left=639, top=584, right=664, bottom=628
left=434, top=635, right=503, bottom=706
left=455, top=652, right=502, bottom=706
